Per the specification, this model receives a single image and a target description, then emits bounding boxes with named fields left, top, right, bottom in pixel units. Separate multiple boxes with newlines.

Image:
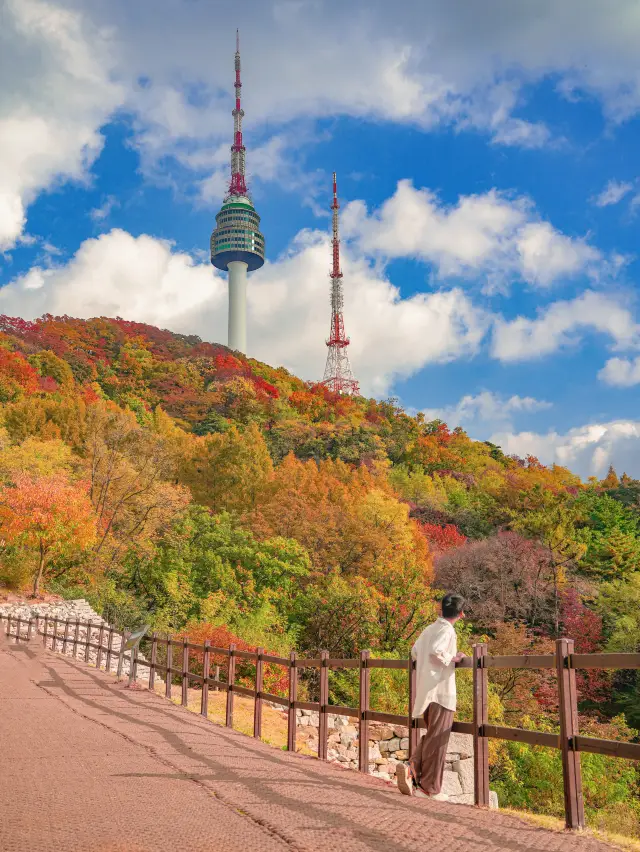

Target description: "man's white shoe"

left=430, top=792, right=449, bottom=802
left=396, top=764, right=413, bottom=796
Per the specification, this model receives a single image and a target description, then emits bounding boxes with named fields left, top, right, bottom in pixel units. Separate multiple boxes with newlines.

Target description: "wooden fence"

left=3, top=613, right=640, bottom=831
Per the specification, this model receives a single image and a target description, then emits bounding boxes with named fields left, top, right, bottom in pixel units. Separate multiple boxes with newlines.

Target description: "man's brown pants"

left=408, top=702, right=454, bottom=795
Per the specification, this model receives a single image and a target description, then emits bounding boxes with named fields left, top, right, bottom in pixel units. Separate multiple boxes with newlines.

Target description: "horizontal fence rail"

left=3, top=613, right=640, bottom=831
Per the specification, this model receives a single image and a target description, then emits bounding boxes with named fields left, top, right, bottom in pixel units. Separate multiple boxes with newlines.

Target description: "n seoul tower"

left=210, top=31, right=265, bottom=354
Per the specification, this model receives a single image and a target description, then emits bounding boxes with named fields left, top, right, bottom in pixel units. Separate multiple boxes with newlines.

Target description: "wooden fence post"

left=226, top=644, right=236, bottom=728
left=73, top=619, right=80, bottom=657
left=117, top=629, right=126, bottom=678
left=213, top=664, right=220, bottom=691
left=318, top=650, right=329, bottom=760
left=63, top=619, right=71, bottom=655
left=181, top=637, right=189, bottom=706
left=557, top=638, right=585, bottom=830
left=149, top=632, right=158, bottom=690
left=27, top=618, right=34, bottom=642
left=201, top=640, right=210, bottom=718
left=16, top=615, right=22, bottom=643
left=53, top=616, right=59, bottom=651
left=84, top=620, right=92, bottom=663
left=287, top=652, right=298, bottom=752
left=96, top=623, right=105, bottom=670
left=43, top=614, right=49, bottom=647
left=105, top=626, right=114, bottom=673
left=165, top=637, right=172, bottom=698
left=254, top=648, right=264, bottom=739
left=358, top=650, right=371, bottom=774
left=408, top=655, right=419, bottom=758
left=473, top=643, right=490, bottom=807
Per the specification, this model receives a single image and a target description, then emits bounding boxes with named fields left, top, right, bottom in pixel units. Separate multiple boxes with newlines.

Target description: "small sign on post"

left=125, top=625, right=149, bottom=687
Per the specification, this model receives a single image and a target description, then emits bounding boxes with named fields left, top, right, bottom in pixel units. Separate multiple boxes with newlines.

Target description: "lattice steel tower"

left=210, top=31, right=265, bottom=354
left=321, top=173, right=359, bottom=395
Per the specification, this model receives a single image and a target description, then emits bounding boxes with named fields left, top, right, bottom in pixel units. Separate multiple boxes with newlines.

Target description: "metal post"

left=149, top=632, right=158, bottom=690
left=226, top=644, right=236, bottom=728
left=254, top=648, right=264, bottom=739
left=557, top=638, right=585, bottom=830
left=201, top=640, right=210, bottom=718
left=318, top=650, right=329, bottom=760
left=287, top=652, right=297, bottom=752
left=181, top=637, right=189, bottom=706
left=358, top=650, right=370, bottom=774
left=473, top=643, right=490, bottom=807
left=128, top=646, right=137, bottom=686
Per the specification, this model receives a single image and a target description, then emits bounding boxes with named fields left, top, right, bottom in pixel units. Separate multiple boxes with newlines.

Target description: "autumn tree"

left=0, top=474, right=97, bottom=595
left=182, top=423, right=273, bottom=514
left=435, top=531, right=556, bottom=630
left=83, top=402, right=190, bottom=567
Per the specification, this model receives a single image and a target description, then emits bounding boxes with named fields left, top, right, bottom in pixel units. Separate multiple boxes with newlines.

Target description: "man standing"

left=396, top=593, right=466, bottom=800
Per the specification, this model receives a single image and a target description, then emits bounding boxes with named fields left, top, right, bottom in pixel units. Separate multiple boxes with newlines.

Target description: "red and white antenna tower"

left=230, top=28, right=247, bottom=197
left=321, top=173, right=360, bottom=395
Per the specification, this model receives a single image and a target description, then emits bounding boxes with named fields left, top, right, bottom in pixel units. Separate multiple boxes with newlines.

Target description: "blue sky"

left=2, top=0, right=640, bottom=478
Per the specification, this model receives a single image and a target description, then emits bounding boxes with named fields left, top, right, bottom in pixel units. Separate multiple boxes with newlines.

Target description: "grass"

left=153, top=682, right=316, bottom=755
left=502, top=809, right=640, bottom=852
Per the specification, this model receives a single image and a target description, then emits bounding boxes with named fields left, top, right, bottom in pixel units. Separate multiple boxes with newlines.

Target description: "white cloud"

left=344, top=180, right=607, bottom=291
left=593, top=179, right=634, bottom=207
left=0, top=227, right=490, bottom=396
left=0, top=0, right=123, bottom=250
left=491, top=420, right=640, bottom=478
left=599, top=356, right=640, bottom=387
left=423, top=391, right=551, bottom=432
left=90, top=196, right=120, bottom=223
left=492, top=291, right=640, bottom=361
left=5, top=0, right=640, bottom=240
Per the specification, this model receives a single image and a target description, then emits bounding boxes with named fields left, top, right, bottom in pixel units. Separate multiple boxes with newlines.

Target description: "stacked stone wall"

left=296, top=710, right=498, bottom=807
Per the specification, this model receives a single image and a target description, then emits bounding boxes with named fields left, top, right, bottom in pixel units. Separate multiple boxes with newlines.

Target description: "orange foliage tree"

left=0, top=474, right=98, bottom=596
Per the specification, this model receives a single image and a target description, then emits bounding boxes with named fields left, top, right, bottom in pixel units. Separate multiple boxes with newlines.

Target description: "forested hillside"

left=1, top=313, right=639, bottom=835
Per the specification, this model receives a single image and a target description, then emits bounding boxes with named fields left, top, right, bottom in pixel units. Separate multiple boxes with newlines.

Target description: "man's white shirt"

left=411, top=617, right=458, bottom=717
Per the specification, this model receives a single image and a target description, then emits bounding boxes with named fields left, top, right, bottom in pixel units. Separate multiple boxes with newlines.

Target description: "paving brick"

left=0, top=632, right=614, bottom=851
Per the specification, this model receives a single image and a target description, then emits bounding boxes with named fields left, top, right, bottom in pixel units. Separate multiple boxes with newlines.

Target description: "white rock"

left=447, top=733, right=473, bottom=759
left=453, top=758, right=474, bottom=795
left=441, top=771, right=463, bottom=797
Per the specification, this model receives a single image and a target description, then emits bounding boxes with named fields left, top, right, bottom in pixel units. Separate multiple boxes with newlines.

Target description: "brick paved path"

left=0, top=632, right=614, bottom=852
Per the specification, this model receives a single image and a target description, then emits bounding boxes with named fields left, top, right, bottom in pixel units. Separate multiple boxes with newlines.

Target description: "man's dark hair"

left=441, top=593, right=465, bottom=619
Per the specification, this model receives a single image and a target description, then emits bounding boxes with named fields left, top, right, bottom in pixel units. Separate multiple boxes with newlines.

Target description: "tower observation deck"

left=210, top=31, right=264, bottom=354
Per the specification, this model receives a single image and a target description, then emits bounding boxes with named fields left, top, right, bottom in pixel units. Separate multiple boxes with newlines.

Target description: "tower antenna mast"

left=321, top=173, right=359, bottom=395
left=210, top=30, right=265, bottom=354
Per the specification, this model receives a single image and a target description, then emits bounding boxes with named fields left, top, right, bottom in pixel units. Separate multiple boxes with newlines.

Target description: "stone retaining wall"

left=0, top=598, right=156, bottom=682
left=296, top=710, right=498, bottom=807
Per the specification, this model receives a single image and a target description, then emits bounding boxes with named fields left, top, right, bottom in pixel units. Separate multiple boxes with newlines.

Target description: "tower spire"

left=229, top=28, right=247, bottom=197
left=321, top=173, right=359, bottom=396
left=210, top=32, right=265, bottom=355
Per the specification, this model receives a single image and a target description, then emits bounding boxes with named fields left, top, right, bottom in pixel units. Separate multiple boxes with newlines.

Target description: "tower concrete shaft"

left=210, top=30, right=265, bottom=354
left=228, top=260, right=248, bottom=353
left=321, top=173, right=359, bottom=395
